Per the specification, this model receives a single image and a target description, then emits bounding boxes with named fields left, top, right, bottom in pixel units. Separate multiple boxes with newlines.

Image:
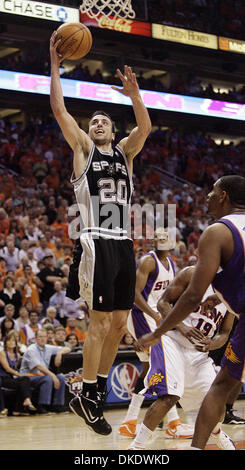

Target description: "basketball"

left=56, top=22, right=92, bottom=60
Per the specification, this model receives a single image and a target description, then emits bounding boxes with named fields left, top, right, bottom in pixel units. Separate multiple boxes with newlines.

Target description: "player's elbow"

left=186, top=289, right=203, bottom=310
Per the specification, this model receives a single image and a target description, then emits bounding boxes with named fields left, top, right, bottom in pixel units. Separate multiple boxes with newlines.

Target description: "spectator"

left=48, top=280, right=66, bottom=324
left=35, top=302, right=45, bottom=320
left=20, top=310, right=41, bottom=346
left=34, top=237, right=53, bottom=262
left=26, top=249, right=39, bottom=274
left=171, top=232, right=187, bottom=256
left=11, top=329, right=28, bottom=355
left=0, top=240, right=20, bottom=272
left=19, top=239, right=30, bottom=261
left=118, top=332, right=135, bottom=350
left=0, top=275, right=22, bottom=317
left=52, top=238, right=64, bottom=262
left=54, top=326, right=71, bottom=348
left=187, top=224, right=201, bottom=248
left=21, top=265, right=40, bottom=309
left=15, top=305, right=29, bottom=331
left=65, top=333, right=82, bottom=352
left=20, top=328, right=70, bottom=414
left=0, top=329, right=3, bottom=351
left=43, top=323, right=55, bottom=345
left=40, top=306, right=61, bottom=328
left=0, top=257, right=7, bottom=290
left=0, top=303, right=16, bottom=326
left=37, top=254, right=67, bottom=310
left=0, top=209, right=9, bottom=237
left=0, top=331, right=36, bottom=415
left=1, top=317, right=16, bottom=340
left=65, top=317, right=87, bottom=343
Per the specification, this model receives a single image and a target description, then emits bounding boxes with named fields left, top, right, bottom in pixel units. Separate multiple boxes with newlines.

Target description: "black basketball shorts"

left=66, top=238, right=83, bottom=301
left=78, top=236, right=136, bottom=312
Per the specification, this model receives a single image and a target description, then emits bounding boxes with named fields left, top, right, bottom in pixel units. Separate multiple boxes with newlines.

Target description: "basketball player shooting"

left=139, top=175, right=245, bottom=449
left=49, top=30, right=151, bottom=435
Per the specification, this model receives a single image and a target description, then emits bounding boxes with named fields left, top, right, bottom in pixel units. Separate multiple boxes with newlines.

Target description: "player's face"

left=206, top=180, right=224, bottom=217
left=154, top=229, right=172, bottom=251
left=89, top=115, right=114, bottom=145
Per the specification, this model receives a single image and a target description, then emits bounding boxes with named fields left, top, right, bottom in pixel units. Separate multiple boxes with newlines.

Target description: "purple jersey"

left=212, top=213, right=245, bottom=316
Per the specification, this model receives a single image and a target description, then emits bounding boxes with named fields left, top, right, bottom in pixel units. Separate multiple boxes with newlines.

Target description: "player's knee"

left=159, top=394, right=179, bottom=409
left=90, top=315, right=112, bottom=339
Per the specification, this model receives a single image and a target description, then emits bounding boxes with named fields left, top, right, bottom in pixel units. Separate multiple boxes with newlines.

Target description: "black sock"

left=134, top=377, right=144, bottom=394
left=226, top=404, right=233, bottom=413
left=82, top=381, right=97, bottom=401
left=97, top=375, right=108, bottom=395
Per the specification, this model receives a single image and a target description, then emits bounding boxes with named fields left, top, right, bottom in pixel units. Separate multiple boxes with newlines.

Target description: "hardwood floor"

left=0, top=400, right=245, bottom=451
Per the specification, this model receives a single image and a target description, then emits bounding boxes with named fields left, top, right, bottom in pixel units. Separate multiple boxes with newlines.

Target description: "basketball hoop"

left=80, top=0, right=136, bottom=20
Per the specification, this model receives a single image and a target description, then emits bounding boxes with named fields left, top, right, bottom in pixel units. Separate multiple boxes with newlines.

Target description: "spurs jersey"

left=166, top=284, right=227, bottom=349
left=71, top=144, right=133, bottom=239
left=212, top=213, right=245, bottom=316
left=127, top=251, right=175, bottom=339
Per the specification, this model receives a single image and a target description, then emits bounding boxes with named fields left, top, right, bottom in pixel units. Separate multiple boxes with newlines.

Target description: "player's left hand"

left=194, top=337, right=212, bottom=352
left=111, top=65, right=140, bottom=98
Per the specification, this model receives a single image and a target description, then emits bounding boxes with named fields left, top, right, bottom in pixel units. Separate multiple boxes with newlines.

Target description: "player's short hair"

left=218, top=175, right=245, bottom=205
left=90, top=110, right=115, bottom=133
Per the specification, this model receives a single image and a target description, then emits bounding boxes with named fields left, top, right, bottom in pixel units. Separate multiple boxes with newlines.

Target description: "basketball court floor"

left=0, top=400, right=245, bottom=451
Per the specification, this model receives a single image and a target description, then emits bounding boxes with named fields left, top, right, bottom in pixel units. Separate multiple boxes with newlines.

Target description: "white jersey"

left=128, top=251, right=175, bottom=339
left=166, top=284, right=227, bottom=349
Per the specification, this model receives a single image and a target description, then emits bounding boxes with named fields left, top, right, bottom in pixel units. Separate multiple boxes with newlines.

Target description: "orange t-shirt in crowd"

left=65, top=327, right=87, bottom=342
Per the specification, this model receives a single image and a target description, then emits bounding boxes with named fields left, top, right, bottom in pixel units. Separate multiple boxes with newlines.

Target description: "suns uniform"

left=212, top=213, right=245, bottom=382
left=71, top=143, right=135, bottom=312
left=144, top=285, right=228, bottom=412
left=127, top=250, right=175, bottom=361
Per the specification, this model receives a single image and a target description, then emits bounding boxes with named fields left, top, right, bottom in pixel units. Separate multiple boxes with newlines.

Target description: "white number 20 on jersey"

left=98, top=178, right=127, bottom=205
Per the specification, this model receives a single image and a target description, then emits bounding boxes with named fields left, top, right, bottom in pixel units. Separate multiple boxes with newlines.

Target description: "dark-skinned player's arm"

left=134, top=255, right=162, bottom=324
left=157, top=266, right=206, bottom=345
left=139, top=223, right=231, bottom=348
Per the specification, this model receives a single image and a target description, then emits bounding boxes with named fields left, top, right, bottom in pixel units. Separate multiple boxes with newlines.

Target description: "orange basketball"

left=56, top=22, right=92, bottom=60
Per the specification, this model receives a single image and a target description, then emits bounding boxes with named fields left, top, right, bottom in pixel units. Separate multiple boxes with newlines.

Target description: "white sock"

left=212, top=422, right=222, bottom=435
left=166, top=405, right=180, bottom=425
left=189, top=446, right=201, bottom=450
left=132, top=423, right=153, bottom=448
left=124, top=393, right=145, bottom=422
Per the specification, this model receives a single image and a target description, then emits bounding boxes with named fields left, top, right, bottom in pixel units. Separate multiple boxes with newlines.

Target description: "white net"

left=80, top=0, right=136, bottom=19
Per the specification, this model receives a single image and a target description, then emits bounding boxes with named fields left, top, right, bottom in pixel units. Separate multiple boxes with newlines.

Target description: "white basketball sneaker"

left=211, top=429, right=236, bottom=450
left=165, top=419, right=194, bottom=439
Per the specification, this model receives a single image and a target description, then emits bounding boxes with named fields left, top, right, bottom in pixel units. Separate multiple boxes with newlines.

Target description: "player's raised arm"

left=139, top=222, right=231, bottom=348
left=49, top=31, right=92, bottom=175
left=134, top=256, right=162, bottom=324
left=112, top=66, right=151, bottom=166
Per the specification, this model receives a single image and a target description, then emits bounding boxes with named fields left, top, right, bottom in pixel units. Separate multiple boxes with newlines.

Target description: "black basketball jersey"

left=71, top=144, right=133, bottom=239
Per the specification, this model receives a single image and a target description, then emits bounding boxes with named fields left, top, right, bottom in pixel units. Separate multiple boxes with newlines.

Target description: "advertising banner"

left=1, top=70, right=245, bottom=121
left=80, top=12, right=151, bottom=36
left=0, top=0, right=79, bottom=22
left=219, top=36, right=245, bottom=54
left=152, top=24, right=217, bottom=49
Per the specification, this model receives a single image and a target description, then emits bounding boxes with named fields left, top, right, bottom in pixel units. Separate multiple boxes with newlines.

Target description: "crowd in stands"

left=136, top=0, right=245, bottom=40
left=0, top=112, right=243, bottom=415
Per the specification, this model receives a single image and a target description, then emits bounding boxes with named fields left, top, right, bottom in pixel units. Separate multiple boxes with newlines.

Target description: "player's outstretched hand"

left=111, top=65, right=140, bottom=99
left=50, top=31, right=63, bottom=65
